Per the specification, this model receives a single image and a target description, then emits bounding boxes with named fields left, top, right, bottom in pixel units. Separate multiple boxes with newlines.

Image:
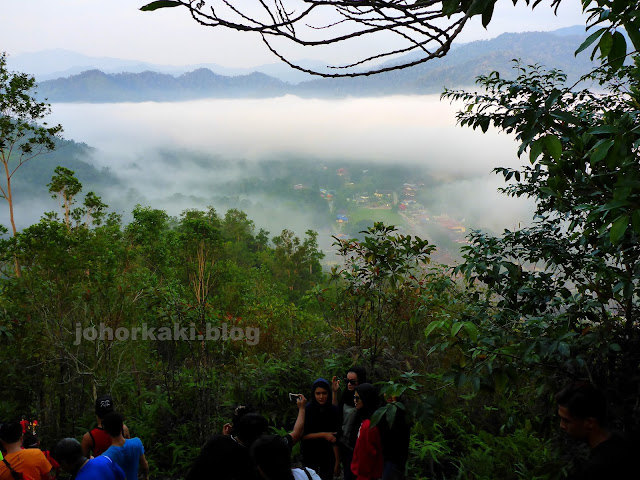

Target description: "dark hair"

left=22, top=433, right=39, bottom=449
left=0, top=421, right=23, bottom=444
left=355, top=383, right=380, bottom=420
left=52, top=438, right=84, bottom=466
left=348, top=366, right=367, bottom=384
left=102, top=412, right=124, bottom=437
left=556, top=382, right=607, bottom=426
left=231, top=405, right=256, bottom=427
left=250, top=435, right=294, bottom=480
left=95, top=394, right=114, bottom=418
left=234, top=413, right=268, bottom=447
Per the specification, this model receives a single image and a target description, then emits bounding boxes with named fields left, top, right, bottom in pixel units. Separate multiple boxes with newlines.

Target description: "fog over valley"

left=8, top=95, right=535, bottom=263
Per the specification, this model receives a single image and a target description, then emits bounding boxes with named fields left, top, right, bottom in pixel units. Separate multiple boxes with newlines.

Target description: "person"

left=0, top=420, right=52, bottom=480
left=251, top=435, right=322, bottom=480
left=378, top=395, right=410, bottom=480
left=186, top=411, right=269, bottom=480
left=556, top=382, right=634, bottom=479
left=351, top=383, right=383, bottom=480
left=187, top=394, right=308, bottom=480
left=53, top=438, right=125, bottom=480
left=332, top=366, right=366, bottom=480
left=222, top=405, right=256, bottom=436
left=301, top=378, right=340, bottom=480
left=101, top=412, right=148, bottom=480
left=23, top=433, right=61, bottom=475
left=81, top=394, right=130, bottom=457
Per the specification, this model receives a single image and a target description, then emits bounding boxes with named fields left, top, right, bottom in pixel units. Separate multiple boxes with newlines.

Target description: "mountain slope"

left=36, top=29, right=598, bottom=102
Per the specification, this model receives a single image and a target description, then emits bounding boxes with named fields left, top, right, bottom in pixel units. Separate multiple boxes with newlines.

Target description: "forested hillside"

left=2, top=1, right=639, bottom=479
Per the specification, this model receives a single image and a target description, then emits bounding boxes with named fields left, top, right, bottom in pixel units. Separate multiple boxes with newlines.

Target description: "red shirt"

left=351, top=419, right=383, bottom=480
left=89, top=427, right=113, bottom=456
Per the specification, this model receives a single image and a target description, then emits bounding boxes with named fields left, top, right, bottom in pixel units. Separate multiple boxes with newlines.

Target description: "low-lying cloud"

left=7, top=95, right=535, bottom=246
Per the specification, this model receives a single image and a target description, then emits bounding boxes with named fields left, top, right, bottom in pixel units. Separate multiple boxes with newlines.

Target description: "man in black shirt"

left=556, top=382, right=634, bottom=479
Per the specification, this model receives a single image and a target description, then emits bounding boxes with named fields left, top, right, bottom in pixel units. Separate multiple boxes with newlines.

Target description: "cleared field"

left=346, top=207, right=405, bottom=227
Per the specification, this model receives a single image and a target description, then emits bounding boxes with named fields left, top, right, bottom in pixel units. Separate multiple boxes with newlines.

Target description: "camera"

left=289, top=393, right=301, bottom=402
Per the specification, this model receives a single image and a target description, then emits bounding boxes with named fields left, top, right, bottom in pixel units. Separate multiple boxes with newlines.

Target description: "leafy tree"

left=269, top=228, right=325, bottom=299
left=319, top=223, right=435, bottom=369
left=430, top=41, right=640, bottom=434
left=140, top=0, right=640, bottom=76
left=48, top=166, right=82, bottom=229
left=0, top=52, right=63, bottom=275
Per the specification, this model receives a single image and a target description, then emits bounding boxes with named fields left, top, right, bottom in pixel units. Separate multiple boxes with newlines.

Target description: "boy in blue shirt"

left=102, top=413, right=149, bottom=480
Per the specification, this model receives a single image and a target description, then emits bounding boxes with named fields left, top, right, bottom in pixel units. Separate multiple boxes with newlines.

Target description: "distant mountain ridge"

left=7, top=48, right=325, bottom=84
left=38, top=68, right=290, bottom=102
left=33, top=28, right=601, bottom=102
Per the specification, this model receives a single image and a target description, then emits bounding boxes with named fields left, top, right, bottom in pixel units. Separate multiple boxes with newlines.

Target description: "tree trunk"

left=4, top=164, right=21, bottom=277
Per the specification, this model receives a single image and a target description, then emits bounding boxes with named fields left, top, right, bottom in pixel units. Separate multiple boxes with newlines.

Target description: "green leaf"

left=467, top=0, right=493, bottom=17
left=543, top=135, right=562, bottom=161
left=140, top=0, right=182, bottom=11
left=529, top=138, right=544, bottom=164
left=442, top=0, right=459, bottom=16
left=588, top=125, right=619, bottom=134
left=463, top=322, right=478, bottom=343
left=494, top=371, right=508, bottom=393
left=590, top=139, right=614, bottom=164
left=609, top=343, right=621, bottom=352
left=623, top=21, right=640, bottom=51
left=608, top=31, right=627, bottom=71
left=575, top=28, right=607, bottom=56
left=481, top=0, right=495, bottom=28
left=632, top=211, right=640, bottom=235
left=471, top=376, right=481, bottom=392
left=610, top=215, right=629, bottom=245
left=370, top=406, right=386, bottom=428
left=544, top=89, right=563, bottom=110
left=558, top=342, right=570, bottom=357
left=424, top=321, right=443, bottom=339
left=385, top=403, right=397, bottom=428
left=451, top=321, right=464, bottom=337
left=598, top=31, right=614, bottom=58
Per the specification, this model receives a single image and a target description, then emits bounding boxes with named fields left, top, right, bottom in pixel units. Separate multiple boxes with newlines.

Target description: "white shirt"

left=292, top=467, right=322, bottom=480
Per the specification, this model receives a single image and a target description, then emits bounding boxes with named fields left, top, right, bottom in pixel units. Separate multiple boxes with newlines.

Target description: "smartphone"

left=289, top=393, right=301, bottom=402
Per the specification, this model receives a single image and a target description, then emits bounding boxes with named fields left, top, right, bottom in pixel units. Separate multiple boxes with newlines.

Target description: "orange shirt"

left=0, top=449, right=52, bottom=480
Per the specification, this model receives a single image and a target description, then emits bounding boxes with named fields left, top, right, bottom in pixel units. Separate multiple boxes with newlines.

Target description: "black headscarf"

left=354, top=383, right=378, bottom=420
left=305, top=378, right=336, bottom=433
left=349, top=383, right=380, bottom=447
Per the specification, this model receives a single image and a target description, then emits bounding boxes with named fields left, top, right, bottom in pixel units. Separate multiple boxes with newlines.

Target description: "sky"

left=2, top=0, right=590, bottom=68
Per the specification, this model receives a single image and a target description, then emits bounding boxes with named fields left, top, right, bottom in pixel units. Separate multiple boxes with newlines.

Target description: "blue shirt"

left=103, top=437, right=145, bottom=480
left=76, top=455, right=125, bottom=480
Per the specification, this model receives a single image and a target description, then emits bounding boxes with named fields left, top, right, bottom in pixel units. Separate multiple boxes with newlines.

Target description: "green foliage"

left=0, top=51, right=63, bottom=239
left=319, top=223, right=436, bottom=368
left=437, top=34, right=640, bottom=458
left=140, top=0, right=182, bottom=11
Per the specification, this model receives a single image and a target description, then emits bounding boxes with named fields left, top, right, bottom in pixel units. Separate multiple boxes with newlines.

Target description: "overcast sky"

left=3, top=0, right=589, bottom=67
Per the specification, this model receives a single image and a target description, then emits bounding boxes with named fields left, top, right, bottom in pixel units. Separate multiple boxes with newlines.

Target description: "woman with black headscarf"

left=301, top=378, right=341, bottom=480
left=332, top=366, right=367, bottom=480
left=350, top=383, right=383, bottom=480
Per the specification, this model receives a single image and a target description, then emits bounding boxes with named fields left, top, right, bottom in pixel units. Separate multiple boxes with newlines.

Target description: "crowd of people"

left=0, top=394, right=147, bottom=480
left=0, top=373, right=634, bottom=480
left=185, top=366, right=410, bottom=480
